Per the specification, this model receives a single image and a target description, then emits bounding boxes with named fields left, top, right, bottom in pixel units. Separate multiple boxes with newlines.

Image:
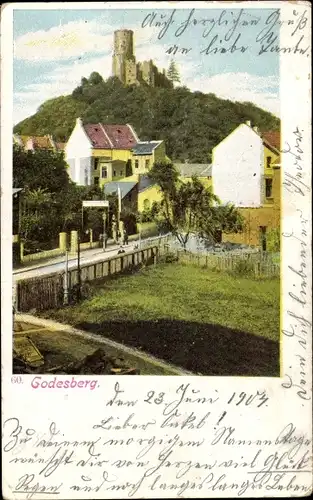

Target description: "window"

left=120, top=170, right=123, bottom=176
left=266, top=156, right=271, bottom=168
left=113, top=170, right=117, bottom=177
left=101, top=167, right=107, bottom=179
left=94, top=177, right=99, bottom=186
left=265, top=178, right=273, bottom=198
left=143, top=199, right=150, bottom=210
left=135, top=160, right=139, bottom=169
left=94, top=158, right=100, bottom=170
left=145, top=159, right=150, bottom=169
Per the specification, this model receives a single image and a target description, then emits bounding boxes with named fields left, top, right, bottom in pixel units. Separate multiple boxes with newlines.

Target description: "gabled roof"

left=103, top=181, right=137, bottom=199
left=138, top=175, right=155, bottom=192
left=83, top=123, right=138, bottom=150
left=174, top=163, right=212, bottom=178
left=261, top=131, right=280, bottom=152
left=132, top=141, right=163, bottom=155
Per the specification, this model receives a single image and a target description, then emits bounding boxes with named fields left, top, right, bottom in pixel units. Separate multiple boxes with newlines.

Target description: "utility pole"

left=117, top=186, right=121, bottom=244
left=63, top=250, right=69, bottom=305
left=77, top=223, right=82, bottom=302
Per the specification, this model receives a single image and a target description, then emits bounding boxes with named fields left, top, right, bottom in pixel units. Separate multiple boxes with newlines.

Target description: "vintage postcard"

left=1, top=1, right=312, bottom=498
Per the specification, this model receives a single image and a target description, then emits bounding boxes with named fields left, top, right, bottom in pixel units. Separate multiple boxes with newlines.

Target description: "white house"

left=65, top=118, right=93, bottom=185
left=65, top=118, right=139, bottom=186
left=212, top=121, right=264, bottom=207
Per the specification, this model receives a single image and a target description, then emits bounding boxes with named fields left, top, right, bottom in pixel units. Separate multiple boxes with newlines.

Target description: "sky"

left=13, top=6, right=280, bottom=126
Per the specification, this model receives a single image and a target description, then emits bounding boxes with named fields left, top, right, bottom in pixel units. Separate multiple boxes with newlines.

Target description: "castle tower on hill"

left=112, top=29, right=172, bottom=88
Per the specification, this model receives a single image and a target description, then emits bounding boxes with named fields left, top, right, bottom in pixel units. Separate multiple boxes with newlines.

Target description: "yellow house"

left=104, top=174, right=163, bottom=213
left=137, top=177, right=163, bottom=212
left=131, top=141, right=166, bottom=174
left=65, top=119, right=139, bottom=186
left=221, top=166, right=281, bottom=250
left=212, top=123, right=281, bottom=250
left=65, top=118, right=168, bottom=188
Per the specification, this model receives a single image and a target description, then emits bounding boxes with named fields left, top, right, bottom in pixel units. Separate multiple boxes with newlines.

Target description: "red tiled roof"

left=83, top=123, right=138, bottom=149
left=103, top=124, right=137, bottom=149
left=84, top=124, right=110, bottom=148
left=261, top=131, right=280, bottom=151
left=56, top=142, right=66, bottom=151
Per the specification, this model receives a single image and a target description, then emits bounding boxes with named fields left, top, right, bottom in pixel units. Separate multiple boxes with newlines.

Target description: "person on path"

left=123, top=229, right=128, bottom=246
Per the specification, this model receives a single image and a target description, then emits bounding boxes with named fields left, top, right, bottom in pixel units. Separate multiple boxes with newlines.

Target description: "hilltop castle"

left=112, top=29, right=172, bottom=88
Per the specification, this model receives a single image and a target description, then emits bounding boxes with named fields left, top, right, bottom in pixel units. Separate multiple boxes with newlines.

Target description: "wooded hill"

left=14, top=72, right=280, bottom=163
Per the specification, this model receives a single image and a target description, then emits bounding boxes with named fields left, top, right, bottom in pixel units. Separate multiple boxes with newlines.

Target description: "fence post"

left=59, top=232, right=67, bottom=252
left=20, top=241, right=24, bottom=262
left=70, top=230, right=78, bottom=254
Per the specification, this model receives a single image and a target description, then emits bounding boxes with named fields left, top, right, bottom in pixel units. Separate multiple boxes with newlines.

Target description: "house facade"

left=65, top=118, right=139, bottom=186
left=212, top=122, right=281, bottom=249
left=103, top=175, right=162, bottom=214
left=65, top=118, right=167, bottom=187
left=131, top=141, right=166, bottom=174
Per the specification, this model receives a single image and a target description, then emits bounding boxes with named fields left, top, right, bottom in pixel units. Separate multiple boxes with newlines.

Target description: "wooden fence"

left=16, top=274, right=64, bottom=312
left=174, top=250, right=280, bottom=277
left=66, top=246, right=158, bottom=288
left=15, top=244, right=279, bottom=312
left=16, top=245, right=159, bottom=312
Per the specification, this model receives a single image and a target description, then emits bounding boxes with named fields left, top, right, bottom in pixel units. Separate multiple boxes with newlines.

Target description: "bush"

left=158, top=252, right=178, bottom=264
left=267, top=228, right=280, bottom=252
left=69, top=282, right=92, bottom=304
left=233, top=259, right=254, bottom=276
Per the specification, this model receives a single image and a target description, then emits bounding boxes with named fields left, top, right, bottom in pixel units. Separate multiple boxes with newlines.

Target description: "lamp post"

left=77, top=227, right=81, bottom=301
left=103, top=210, right=107, bottom=251
left=138, top=214, right=142, bottom=249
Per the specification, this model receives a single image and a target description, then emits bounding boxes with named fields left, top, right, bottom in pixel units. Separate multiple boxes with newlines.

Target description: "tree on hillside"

left=14, top=75, right=280, bottom=162
left=89, top=72, right=104, bottom=85
left=167, top=59, right=181, bottom=85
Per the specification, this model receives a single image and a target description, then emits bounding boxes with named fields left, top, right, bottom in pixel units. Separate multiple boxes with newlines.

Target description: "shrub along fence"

left=172, top=249, right=280, bottom=278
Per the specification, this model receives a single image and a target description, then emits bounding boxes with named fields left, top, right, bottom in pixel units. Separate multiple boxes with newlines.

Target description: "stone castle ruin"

left=112, top=29, right=172, bottom=88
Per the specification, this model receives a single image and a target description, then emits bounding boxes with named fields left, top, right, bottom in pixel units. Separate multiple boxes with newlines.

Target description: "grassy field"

left=43, top=264, right=280, bottom=376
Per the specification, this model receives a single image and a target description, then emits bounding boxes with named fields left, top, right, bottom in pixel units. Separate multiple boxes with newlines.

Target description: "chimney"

left=246, top=120, right=251, bottom=127
left=77, top=117, right=83, bottom=126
